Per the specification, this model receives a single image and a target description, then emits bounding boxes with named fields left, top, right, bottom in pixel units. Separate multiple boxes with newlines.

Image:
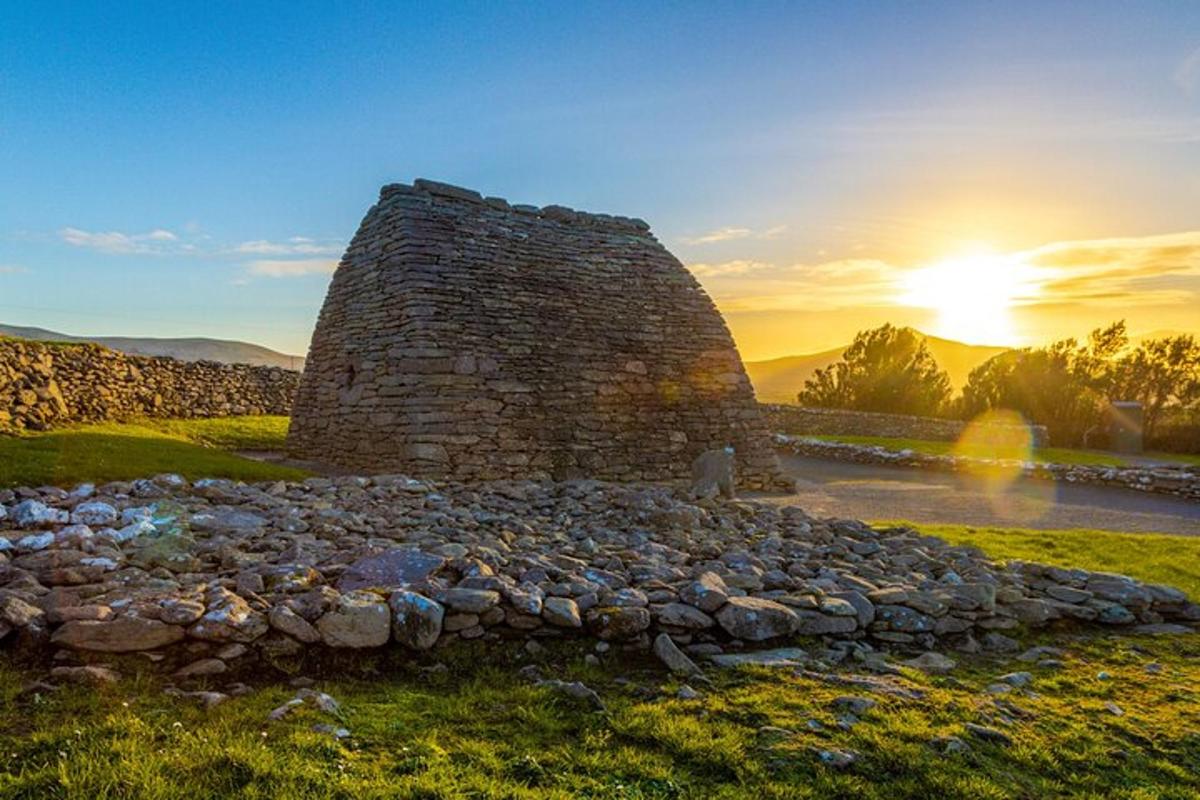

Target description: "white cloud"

left=56, top=226, right=345, bottom=271
left=0, top=264, right=27, bottom=274
left=248, top=258, right=339, bottom=278
left=59, top=227, right=181, bottom=254
left=233, top=238, right=342, bottom=256
left=679, top=224, right=787, bottom=246
left=1176, top=45, right=1200, bottom=95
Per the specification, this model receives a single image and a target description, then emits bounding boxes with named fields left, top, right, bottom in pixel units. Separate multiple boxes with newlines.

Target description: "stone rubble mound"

left=1, top=474, right=1196, bottom=669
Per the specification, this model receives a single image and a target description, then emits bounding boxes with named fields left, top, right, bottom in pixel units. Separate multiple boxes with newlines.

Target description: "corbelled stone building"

left=287, top=179, right=788, bottom=489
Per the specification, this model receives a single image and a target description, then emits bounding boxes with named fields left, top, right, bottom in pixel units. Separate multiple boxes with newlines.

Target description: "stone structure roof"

left=287, top=179, right=786, bottom=488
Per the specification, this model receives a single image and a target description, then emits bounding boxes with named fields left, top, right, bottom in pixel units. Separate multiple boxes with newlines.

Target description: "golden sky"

left=683, top=230, right=1200, bottom=362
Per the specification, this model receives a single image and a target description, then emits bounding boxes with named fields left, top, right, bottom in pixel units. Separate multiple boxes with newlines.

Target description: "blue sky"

left=2, top=1, right=1198, bottom=359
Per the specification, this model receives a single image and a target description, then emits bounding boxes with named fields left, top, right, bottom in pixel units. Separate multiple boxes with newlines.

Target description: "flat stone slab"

left=337, top=549, right=446, bottom=591
left=708, top=647, right=809, bottom=668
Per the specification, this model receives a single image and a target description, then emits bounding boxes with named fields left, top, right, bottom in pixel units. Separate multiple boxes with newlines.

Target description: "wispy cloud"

left=679, top=224, right=787, bottom=246
left=55, top=224, right=345, bottom=279
left=1176, top=45, right=1200, bottom=96
left=247, top=258, right=339, bottom=278
left=0, top=264, right=28, bottom=274
left=688, top=231, right=1200, bottom=314
left=59, top=227, right=180, bottom=254
left=689, top=258, right=902, bottom=312
left=1019, top=231, right=1200, bottom=306
left=233, top=237, right=342, bottom=256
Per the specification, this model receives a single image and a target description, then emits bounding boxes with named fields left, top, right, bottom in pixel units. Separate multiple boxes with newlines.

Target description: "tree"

left=1111, top=334, right=1200, bottom=440
left=957, top=340, right=1105, bottom=445
left=798, top=324, right=951, bottom=416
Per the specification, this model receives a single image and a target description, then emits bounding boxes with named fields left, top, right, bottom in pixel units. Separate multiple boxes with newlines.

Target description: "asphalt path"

left=766, top=454, right=1200, bottom=535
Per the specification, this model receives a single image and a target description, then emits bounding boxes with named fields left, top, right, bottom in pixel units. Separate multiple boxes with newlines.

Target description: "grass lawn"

left=885, top=522, right=1200, bottom=599
left=806, top=434, right=1200, bottom=468
left=0, top=632, right=1197, bottom=799
left=0, top=416, right=307, bottom=488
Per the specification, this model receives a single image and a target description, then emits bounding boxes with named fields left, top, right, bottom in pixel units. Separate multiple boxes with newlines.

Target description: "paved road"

left=765, top=454, right=1200, bottom=535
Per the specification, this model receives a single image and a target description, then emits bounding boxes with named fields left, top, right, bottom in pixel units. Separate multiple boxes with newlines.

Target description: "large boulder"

left=339, top=549, right=445, bottom=591
left=52, top=617, right=184, bottom=652
left=715, top=597, right=799, bottom=641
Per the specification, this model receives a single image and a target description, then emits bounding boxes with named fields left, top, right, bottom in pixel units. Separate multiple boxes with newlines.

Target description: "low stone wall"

left=0, top=475, right=1194, bottom=674
left=775, top=434, right=1200, bottom=502
left=0, top=338, right=299, bottom=432
left=764, top=405, right=1048, bottom=448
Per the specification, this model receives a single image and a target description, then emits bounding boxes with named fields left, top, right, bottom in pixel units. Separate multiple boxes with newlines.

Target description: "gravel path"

left=770, top=455, right=1200, bottom=535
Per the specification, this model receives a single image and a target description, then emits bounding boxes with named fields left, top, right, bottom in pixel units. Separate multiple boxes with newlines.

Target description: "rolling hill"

left=745, top=332, right=1009, bottom=404
left=0, top=324, right=305, bottom=370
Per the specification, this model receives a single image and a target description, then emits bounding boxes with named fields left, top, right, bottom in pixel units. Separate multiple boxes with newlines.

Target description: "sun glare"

left=899, top=249, right=1034, bottom=345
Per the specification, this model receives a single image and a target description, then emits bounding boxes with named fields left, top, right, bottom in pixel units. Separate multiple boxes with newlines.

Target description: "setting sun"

left=898, top=250, right=1035, bottom=346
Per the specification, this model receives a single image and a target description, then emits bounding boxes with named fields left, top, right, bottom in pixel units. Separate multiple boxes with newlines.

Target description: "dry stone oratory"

left=288, top=179, right=789, bottom=490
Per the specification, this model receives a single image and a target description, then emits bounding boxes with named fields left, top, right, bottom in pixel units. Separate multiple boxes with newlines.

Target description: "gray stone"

left=268, top=604, right=321, bottom=643
left=715, top=597, right=800, bottom=641
left=316, top=591, right=391, bottom=648
left=709, top=647, right=807, bottom=668
left=338, top=549, right=446, bottom=591
left=680, top=572, right=729, bottom=613
left=586, top=606, right=651, bottom=640
left=654, top=602, right=715, bottom=630
left=653, top=633, right=704, bottom=677
left=439, top=588, right=501, bottom=613
left=541, top=597, right=582, bottom=628
left=52, top=617, right=184, bottom=652
left=903, top=652, right=957, bottom=674
left=389, top=590, right=444, bottom=650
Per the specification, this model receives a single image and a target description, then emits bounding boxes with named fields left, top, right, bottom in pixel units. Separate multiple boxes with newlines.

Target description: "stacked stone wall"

left=774, top=434, right=1200, bottom=502
left=288, top=179, right=788, bottom=489
left=764, top=404, right=1049, bottom=448
left=0, top=338, right=298, bottom=432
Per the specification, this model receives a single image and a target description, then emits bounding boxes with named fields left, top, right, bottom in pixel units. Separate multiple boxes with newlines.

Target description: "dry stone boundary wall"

left=0, top=338, right=298, bottom=432
left=764, top=404, right=1049, bottom=448
left=775, top=434, right=1200, bottom=502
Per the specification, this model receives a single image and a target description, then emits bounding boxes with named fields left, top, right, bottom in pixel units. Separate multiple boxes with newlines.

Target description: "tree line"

left=796, top=323, right=1200, bottom=450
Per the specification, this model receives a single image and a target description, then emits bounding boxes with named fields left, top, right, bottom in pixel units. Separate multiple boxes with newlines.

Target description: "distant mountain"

left=0, top=324, right=305, bottom=370
left=745, top=332, right=1009, bottom=404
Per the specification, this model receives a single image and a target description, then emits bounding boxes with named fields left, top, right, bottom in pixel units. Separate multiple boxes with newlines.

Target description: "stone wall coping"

left=379, top=178, right=652, bottom=235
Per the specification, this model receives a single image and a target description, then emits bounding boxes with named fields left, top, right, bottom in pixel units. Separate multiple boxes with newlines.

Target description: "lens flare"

left=953, top=409, right=1055, bottom=523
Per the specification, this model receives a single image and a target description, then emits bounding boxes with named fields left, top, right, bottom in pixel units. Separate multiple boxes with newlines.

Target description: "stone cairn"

left=0, top=338, right=297, bottom=432
left=1, top=474, right=1195, bottom=674
left=288, top=179, right=788, bottom=490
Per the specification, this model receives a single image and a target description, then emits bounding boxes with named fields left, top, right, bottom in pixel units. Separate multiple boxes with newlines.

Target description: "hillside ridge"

left=0, top=323, right=304, bottom=370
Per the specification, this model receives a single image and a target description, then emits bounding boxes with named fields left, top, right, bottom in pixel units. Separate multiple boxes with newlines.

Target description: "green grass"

left=886, top=522, right=1200, bottom=599
left=0, top=416, right=307, bottom=488
left=0, top=633, right=1197, bottom=799
left=806, top=434, right=1200, bottom=468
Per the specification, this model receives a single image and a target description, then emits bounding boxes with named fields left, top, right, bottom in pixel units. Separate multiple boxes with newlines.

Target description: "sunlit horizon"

left=690, top=227, right=1200, bottom=361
